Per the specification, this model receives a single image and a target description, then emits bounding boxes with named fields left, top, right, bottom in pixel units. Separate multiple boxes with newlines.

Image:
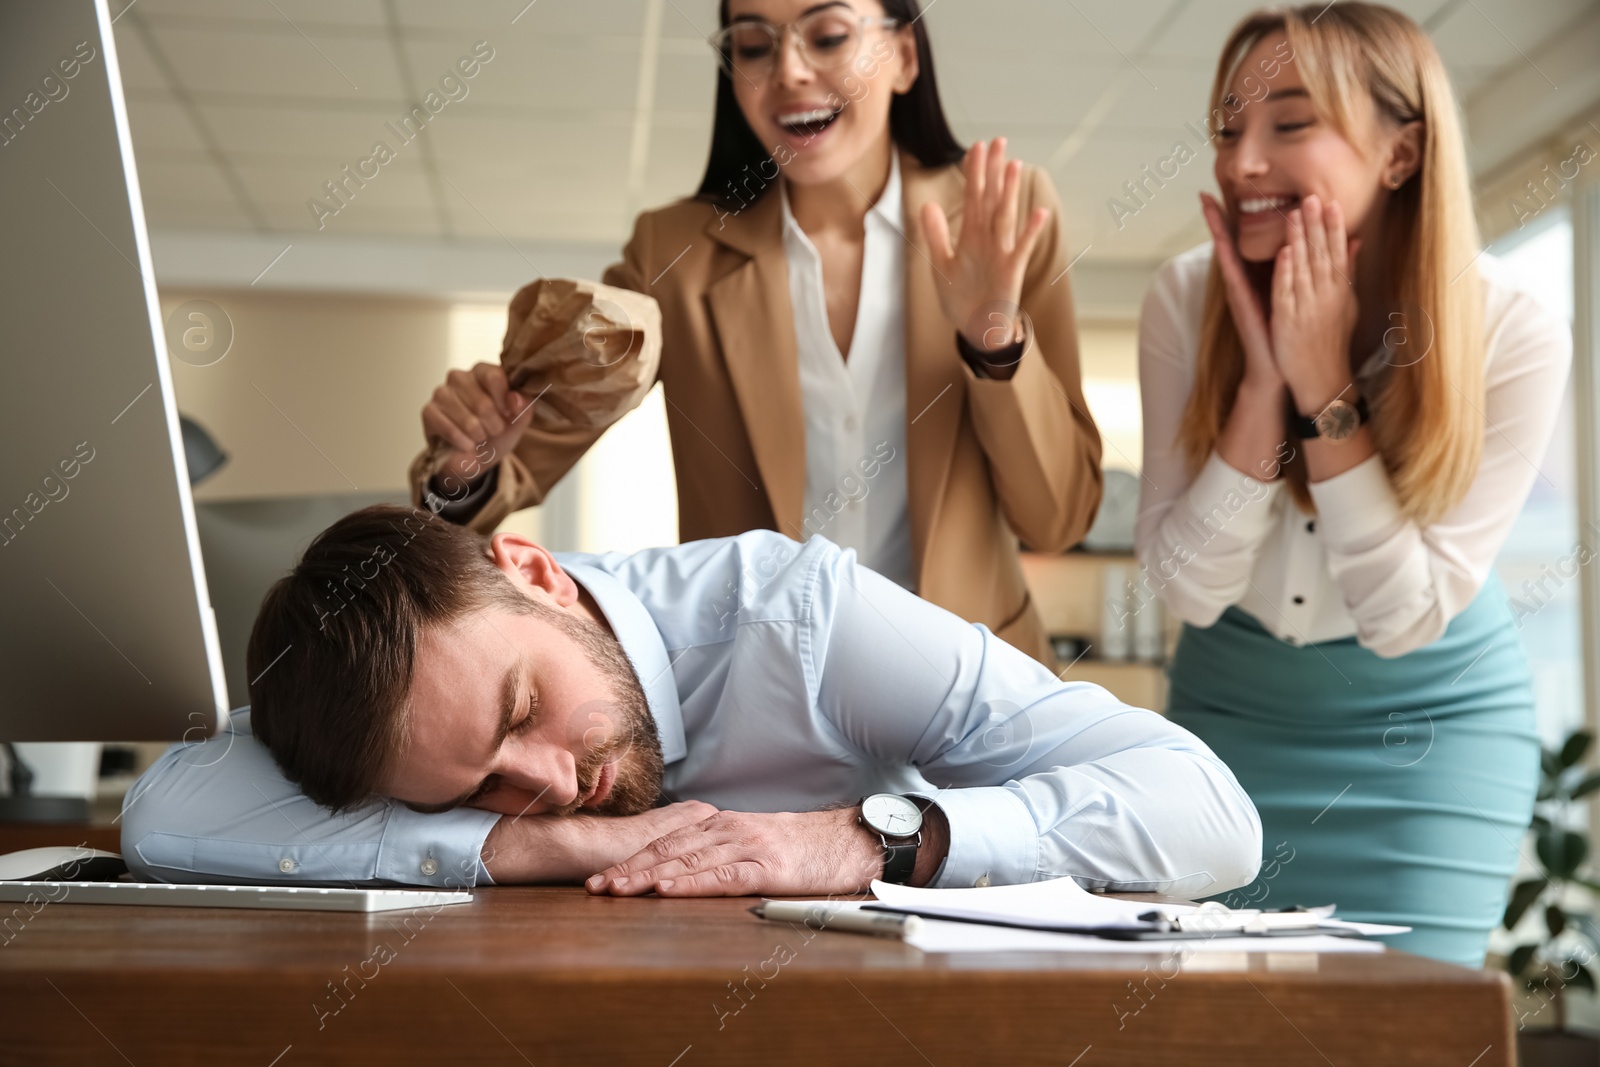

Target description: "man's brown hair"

left=246, top=504, right=535, bottom=811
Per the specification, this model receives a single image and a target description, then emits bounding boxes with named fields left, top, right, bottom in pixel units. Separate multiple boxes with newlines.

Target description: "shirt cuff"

left=909, top=787, right=1040, bottom=888
left=424, top=465, right=500, bottom=525
left=376, top=804, right=500, bottom=888
left=1184, top=451, right=1284, bottom=542
left=1305, top=454, right=1403, bottom=548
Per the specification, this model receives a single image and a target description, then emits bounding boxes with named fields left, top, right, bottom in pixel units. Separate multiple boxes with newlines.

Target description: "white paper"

left=856, top=875, right=1408, bottom=951
left=868, top=874, right=1196, bottom=929
left=1316, top=918, right=1411, bottom=936
left=903, top=920, right=1386, bottom=955
left=756, top=898, right=1386, bottom=955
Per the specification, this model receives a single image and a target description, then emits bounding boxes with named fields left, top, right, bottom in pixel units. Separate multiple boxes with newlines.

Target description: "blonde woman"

left=1136, top=3, right=1571, bottom=966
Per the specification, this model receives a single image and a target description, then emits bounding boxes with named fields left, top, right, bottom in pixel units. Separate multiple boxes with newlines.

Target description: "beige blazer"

left=412, top=149, right=1103, bottom=664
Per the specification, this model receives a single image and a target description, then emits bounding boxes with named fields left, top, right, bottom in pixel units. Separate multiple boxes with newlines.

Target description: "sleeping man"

left=122, top=505, right=1261, bottom=897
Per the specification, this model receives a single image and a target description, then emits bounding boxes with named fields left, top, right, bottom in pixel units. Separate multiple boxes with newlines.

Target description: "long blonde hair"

left=1179, top=2, right=1484, bottom=525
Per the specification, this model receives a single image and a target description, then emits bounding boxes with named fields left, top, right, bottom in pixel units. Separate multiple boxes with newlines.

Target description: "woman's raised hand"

left=921, top=137, right=1052, bottom=353
left=1269, top=194, right=1361, bottom=411
left=1199, top=191, right=1282, bottom=390
left=421, top=362, right=534, bottom=481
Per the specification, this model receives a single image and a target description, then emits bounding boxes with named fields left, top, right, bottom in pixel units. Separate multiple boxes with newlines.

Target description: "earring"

left=1388, top=174, right=1403, bottom=189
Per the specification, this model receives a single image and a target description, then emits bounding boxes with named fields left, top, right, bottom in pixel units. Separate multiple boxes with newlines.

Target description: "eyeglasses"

left=709, top=11, right=901, bottom=82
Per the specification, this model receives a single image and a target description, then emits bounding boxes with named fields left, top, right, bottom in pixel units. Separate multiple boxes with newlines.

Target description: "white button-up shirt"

left=781, top=154, right=914, bottom=591
left=122, top=531, right=1261, bottom=896
left=1136, top=244, right=1572, bottom=657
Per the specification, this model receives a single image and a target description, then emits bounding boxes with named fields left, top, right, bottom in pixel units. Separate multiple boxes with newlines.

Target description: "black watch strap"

left=955, top=329, right=1025, bottom=378
left=880, top=836, right=919, bottom=885
left=1293, top=394, right=1368, bottom=439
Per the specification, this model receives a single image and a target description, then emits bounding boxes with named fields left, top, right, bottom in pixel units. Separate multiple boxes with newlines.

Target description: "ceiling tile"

left=117, top=0, right=1600, bottom=262
left=658, top=0, right=719, bottom=39
left=135, top=157, right=238, bottom=204
left=198, top=102, right=415, bottom=158
left=238, top=157, right=437, bottom=219
left=653, top=50, right=718, bottom=114
left=124, top=92, right=211, bottom=155
left=936, top=54, right=1125, bottom=127
left=401, top=35, right=643, bottom=112
left=140, top=197, right=254, bottom=231
left=145, top=25, right=404, bottom=102
left=1429, top=0, right=1590, bottom=69
left=428, top=114, right=635, bottom=178
left=110, top=23, right=169, bottom=92
left=130, top=0, right=389, bottom=29
left=923, top=1, right=1163, bottom=60
left=395, top=0, right=649, bottom=35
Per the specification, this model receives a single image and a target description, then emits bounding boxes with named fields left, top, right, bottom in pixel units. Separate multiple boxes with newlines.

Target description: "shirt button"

left=1286, top=636, right=1301, bottom=646
left=1306, top=521, right=1316, bottom=533
left=973, top=874, right=992, bottom=888
left=420, top=858, right=439, bottom=876
left=1292, top=595, right=1305, bottom=605
left=278, top=857, right=296, bottom=873
left=844, top=415, right=859, bottom=432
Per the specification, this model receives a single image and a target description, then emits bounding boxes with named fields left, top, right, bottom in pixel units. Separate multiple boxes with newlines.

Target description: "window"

left=1490, top=209, right=1581, bottom=747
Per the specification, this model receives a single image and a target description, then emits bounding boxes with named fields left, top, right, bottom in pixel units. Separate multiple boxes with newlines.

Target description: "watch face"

left=1315, top=400, right=1361, bottom=440
left=861, top=794, right=922, bottom=839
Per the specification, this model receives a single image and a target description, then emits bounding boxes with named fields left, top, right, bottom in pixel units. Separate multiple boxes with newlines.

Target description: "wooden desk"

left=0, top=887, right=1514, bottom=1066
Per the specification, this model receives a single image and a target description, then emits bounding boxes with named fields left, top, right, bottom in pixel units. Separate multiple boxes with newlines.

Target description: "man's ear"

left=486, top=533, right=581, bottom=607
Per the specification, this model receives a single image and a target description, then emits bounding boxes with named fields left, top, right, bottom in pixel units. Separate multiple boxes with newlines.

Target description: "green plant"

left=1503, top=729, right=1600, bottom=1031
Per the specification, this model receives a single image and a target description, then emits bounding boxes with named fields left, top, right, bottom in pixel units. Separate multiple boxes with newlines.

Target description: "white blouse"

left=1135, top=243, right=1572, bottom=658
left=780, top=153, right=915, bottom=591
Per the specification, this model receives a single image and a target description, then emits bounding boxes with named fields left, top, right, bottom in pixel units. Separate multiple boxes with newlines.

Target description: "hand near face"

left=1269, top=194, right=1361, bottom=410
left=585, top=808, right=884, bottom=898
left=921, top=137, right=1052, bottom=353
left=1200, top=191, right=1281, bottom=390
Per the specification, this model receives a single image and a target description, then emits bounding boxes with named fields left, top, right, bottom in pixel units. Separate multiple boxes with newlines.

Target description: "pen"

left=752, top=901, right=923, bottom=940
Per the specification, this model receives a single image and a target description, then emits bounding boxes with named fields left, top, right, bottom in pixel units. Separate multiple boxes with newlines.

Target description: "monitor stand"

left=0, top=744, right=92, bottom=823
left=0, top=795, right=92, bottom=823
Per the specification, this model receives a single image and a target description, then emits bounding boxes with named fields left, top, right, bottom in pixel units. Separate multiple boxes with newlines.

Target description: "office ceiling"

left=112, top=0, right=1599, bottom=268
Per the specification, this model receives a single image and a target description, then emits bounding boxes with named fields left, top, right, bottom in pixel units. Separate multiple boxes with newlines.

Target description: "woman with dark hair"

left=412, top=0, right=1102, bottom=664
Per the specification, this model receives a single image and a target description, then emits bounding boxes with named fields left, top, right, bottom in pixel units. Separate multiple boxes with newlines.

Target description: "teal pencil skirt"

left=1166, top=574, right=1538, bottom=967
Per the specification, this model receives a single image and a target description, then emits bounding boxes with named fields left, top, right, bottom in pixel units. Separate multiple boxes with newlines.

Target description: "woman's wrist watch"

left=1293, top=393, right=1368, bottom=441
left=858, top=793, right=924, bottom=885
left=955, top=329, right=1025, bottom=380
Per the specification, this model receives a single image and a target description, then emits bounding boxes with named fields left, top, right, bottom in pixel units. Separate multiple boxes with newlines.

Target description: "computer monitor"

left=0, top=0, right=228, bottom=743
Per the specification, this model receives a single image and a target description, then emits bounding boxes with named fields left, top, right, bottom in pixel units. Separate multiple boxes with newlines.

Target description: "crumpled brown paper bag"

left=415, top=277, right=661, bottom=481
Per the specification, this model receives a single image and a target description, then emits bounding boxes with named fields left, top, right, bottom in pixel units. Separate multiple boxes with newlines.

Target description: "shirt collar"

left=780, top=150, right=903, bottom=240
left=559, top=561, right=688, bottom=765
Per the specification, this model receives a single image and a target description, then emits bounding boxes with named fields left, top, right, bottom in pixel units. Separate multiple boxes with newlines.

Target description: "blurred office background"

left=110, top=0, right=1600, bottom=740
left=20, top=0, right=1572, bottom=803
left=0, top=0, right=1588, bottom=999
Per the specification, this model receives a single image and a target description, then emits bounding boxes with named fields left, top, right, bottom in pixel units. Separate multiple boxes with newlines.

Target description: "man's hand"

left=480, top=800, right=717, bottom=884
left=583, top=808, right=902, bottom=898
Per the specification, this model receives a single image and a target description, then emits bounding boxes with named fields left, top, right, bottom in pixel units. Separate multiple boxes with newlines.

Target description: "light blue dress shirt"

left=122, top=531, right=1261, bottom=895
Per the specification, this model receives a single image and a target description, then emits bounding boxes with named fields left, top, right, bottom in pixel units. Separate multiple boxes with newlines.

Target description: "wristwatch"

left=1294, top=394, right=1368, bottom=441
left=955, top=329, right=1025, bottom=380
left=858, top=793, right=924, bottom=885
